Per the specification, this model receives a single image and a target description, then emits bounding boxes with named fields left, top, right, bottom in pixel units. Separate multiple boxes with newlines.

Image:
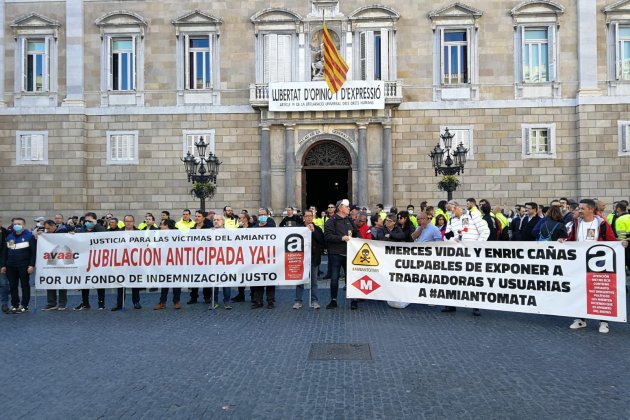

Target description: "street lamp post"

left=429, top=128, right=468, bottom=201
left=182, top=137, right=221, bottom=212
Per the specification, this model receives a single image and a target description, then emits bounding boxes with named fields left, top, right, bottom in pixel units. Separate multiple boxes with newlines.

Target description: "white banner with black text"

left=346, top=239, right=627, bottom=322
left=35, top=228, right=311, bottom=289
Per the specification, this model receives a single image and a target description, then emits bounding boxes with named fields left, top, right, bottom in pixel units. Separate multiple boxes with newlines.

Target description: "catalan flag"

left=322, top=22, right=349, bottom=94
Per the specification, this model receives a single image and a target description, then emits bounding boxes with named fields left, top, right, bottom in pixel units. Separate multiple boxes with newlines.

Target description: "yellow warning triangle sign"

left=352, top=243, right=379, bottom=266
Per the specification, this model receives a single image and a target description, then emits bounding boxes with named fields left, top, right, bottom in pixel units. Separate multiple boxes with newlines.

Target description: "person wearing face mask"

left=251, top=208, right=276, bottom=308
left=74, top=212, right=106, bottom=311
left=0, top=217, right=37, bottom=314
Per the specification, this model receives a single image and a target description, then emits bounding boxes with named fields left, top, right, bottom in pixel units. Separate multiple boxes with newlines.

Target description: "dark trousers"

left=47, top=289, right=67, bottom=306
left=189, top=288, right=212, bottom=302
left=328, top=254, right=346, bottom=301
left=159, top=288, right=181, bottom=304
left=81, top=288, right=105, bottom=306
left=251, top=286, right=275, bottom=304
left=7, top=265, right=30, bottom=307
left=117, top=288, right=140, bottom=307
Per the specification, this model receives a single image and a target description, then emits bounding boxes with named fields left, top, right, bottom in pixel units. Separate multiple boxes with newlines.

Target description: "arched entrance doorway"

left=301, top=141, right=352, bottom=213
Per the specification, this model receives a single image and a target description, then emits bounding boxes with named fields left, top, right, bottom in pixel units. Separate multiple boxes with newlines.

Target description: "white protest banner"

left=268, top=80, right=385, bottom=112
left=35, top=228, right=311, bottom=289
left=346, top=239, right=627, bottom=322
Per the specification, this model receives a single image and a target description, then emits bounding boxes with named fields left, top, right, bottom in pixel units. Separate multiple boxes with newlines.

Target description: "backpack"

left=537, top=221, right=559, bottom=242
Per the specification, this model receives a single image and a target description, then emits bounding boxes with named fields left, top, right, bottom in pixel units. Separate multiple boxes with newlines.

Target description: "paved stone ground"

left=1, top=283, right=629, bottom=419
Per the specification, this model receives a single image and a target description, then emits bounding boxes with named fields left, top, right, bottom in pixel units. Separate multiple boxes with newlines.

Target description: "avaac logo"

left=43, top=245, right=79, bottom=266
left=352, top=275, right=381, bottom=295
left=585, top=245, right=616, bottom=273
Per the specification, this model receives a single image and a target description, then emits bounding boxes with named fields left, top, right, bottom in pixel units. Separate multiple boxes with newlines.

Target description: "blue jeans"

left=328, top=254, right=346, bottom=301
left=212, top=287, right=231, bottom=304
left=295, top=264, right=319, bottom=303
left=0, top=272, right=9, bottom=306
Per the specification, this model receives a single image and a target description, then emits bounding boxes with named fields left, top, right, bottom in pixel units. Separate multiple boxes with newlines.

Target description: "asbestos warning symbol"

left=351, top=243, right=379, bottom=266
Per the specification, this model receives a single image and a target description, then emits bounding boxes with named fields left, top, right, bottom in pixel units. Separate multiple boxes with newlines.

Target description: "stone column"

left=62, top=0, right=85, bottom=106
left=577, top=0, right=598, bottom=95
left=284, top=124, right=296, bottom=207
left=357, top=122, right=368, bottom=207
left=382, top=123, right=393, bottom=209
left=260, top=124, right=271, bottom=209
left=0, top=0, right=5, bottom=106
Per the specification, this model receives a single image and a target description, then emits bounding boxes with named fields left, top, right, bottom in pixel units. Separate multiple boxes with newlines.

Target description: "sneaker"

left=17, top=305, right=27, bottom=313
left=292, top=302, right=303, bottom=310
left=224, top=304, right=233, bottom=310
left=599, top=322, right=610, bottom=334
left=74, top=303, right=90, bottom=311
left=98, top=302, right=105, bottom=310
left=208, top=303, right=219, bottom=310
left=1, top=304, right=9, bottom=314
left=57, top=306, right=67, bottom=311
left=350, top=300, right=358, bottom=310
left=174, top=302, right=182, bottom=310
left=10, top=306, right=19, bottom=314
left=42, top=304, right=58, bottom=311
left=154, top=303, right=166, bottom=310
left=326, top=300, right=338, bottom=309
left=133, top=303, right=142, bottom=310
left=570, top=319, right=587, bottom=329
left=311, top=301, right=321, bottom=309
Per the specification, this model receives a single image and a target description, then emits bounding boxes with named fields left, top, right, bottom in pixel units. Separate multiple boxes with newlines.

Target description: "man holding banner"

left=74, top=212, right=106, bottom=311
left=443, top=201, right=489, bottom=315
left=564, top=198, right=628, bottom=333
left=324, top=199, right=359, bottom=310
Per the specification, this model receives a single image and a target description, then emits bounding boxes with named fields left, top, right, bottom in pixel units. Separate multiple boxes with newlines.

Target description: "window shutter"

left=21, top=136, right=29, bottom=161
left=264, top=34, right=277, bottom=83
left=434, top=29, right=442, bottom=86
left=466, top=27, right=472, bottom=83
left=518, top=26, right=525, bottom=82
left=21, top=37, right=27, bottom=91
left=278, top=34, right=292, bottom=82
left=131, top=35, right=137, bottom=90
left=207, top=34, right=213, bottom=88
left=380, top=29, right=389, bottom=81
left=106, top=36, right=112, bottom=90
left=365, top=31, right=375, bottom=81
left=547, top=25, right=556, bottom=82
left=184, top=34, right=190, bottom=89
left=614, top=22, right=621, bottom=80
left=359, top=32, right=366, bottom=80
left=439, top=28, right=445, bottom=84
left=622, top=124, right=629, bottom=152
left=44, top=37, right=51, bottom=91
left=524, top=128, right=531, bottom=155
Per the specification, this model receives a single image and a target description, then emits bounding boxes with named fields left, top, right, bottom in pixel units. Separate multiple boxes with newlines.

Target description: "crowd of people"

left=1, top=197, right=628, bottom=333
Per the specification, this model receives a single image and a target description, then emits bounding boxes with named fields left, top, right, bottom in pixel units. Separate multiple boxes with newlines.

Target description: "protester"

left=252, top=208, right=276, bottom=308
left=0, top=218, right=36, bottom=313
left=74, top=212, right=106, bottom=310
left=154, top=219, right=181, bottom=310
left=40, top=220, right=69, bottom=311
left=112, top=215, right=142, bottom=311
left=411, top=212, right=443, bottom=242
left=294, top=210, right=324, bottom=310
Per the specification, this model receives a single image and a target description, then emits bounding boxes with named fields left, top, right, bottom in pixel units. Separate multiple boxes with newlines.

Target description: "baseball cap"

left=34, top=216, right=45, bottom=222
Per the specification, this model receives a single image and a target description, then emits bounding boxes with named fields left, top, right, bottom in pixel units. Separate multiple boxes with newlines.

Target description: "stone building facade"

left=0, top=0, right=628, bottom=220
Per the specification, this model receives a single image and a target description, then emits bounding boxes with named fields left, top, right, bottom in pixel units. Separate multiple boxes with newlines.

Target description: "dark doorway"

left=304, top=168, right=350, bottom=213
left=301, top=141, right=352, bottom=214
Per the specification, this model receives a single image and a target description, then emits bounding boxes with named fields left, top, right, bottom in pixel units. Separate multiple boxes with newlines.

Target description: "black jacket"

left=520, top=215, right=541, bottom=241
left=1, top=229, right=37, bottom=268
left=324, top=214, right=359, bottom=255
left=310, top=225, right=325, bottom=266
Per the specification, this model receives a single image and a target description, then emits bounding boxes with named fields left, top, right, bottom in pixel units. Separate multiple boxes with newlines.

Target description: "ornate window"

left=304, top=142, right=351, bottom=167
left=251, top=9, right=302, bottom=83
left=173, top=10, right=222, bottom=105
left=348, top=6, right=399, bottom=81
left=11, top=13, right=60, bottom=107
left=511, top=1, right=564, bottom=98
left=429, top=3, right=482, bottom=100
left=95, top=11, right=147, bottom=106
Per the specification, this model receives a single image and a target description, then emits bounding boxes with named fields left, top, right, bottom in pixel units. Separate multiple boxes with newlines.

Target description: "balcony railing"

left=249, top=80, right=403, bottom=108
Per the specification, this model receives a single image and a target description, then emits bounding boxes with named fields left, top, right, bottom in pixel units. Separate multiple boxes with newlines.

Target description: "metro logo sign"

left=352, top=275, right=381, bottom=295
